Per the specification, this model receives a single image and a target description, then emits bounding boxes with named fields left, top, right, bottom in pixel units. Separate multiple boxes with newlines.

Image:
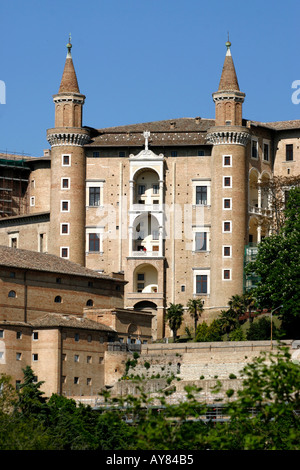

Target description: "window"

left=74, top=355, right=79, bottom=362
left=0, top=330, right=4, bottom=338
left=61, top=223, right=69, bottom=235
left=223, top=246, right=231, bottom=257
left=74, top=377, right=79, bottom=384
left=31, top=179, right=35, bottom=189
left=181, top=285, right=185, bottom=292
left=263, top=142, right=269, bottom=162
left=286, top=144, right=293, bottom=161
left=251, top=139, right=258, bottom=159
left=30, top=196, right=35, bottom=207
left=33, top=332, right=38, bottom=340
left=8, top=290, right=16, bottom=298
left=198, top=150, right=205, bottom=156
left=223, top=269, right=231, bottom=280
left=223, top=155, right=232, bottom=167
left=10, top=272, right=15, bottom=278
left=137, top=283, right=144, bottom=292
left=195, top=232, right=207, bottom=251
left=152, top=184, right=159, bottom=194
left=75, top=333, right=79, bottom=342
left=39, top=233, right=45, bottom=253
left=32, top=354, right=38, bottom=362
left=61, top=200, right=69, bottom=212
left=137, top=273, right=144, bottom=281
left=196, top=275, right=207, bottom=294
left=196, top=186, right=207, bottom=205
left=16, top=353, right=22, bottom=361
left=62, top=154, right=71, bottom=166
left=223, top=176, right=232, bottom=188
left=10, top=237, right=18, bottom=248
left=0, top=352, right=4, bottom=361
left=152, top=230, right=159, bottom=240
left=119, top=151, right=125, bottom=157
left=61, top=247, right=69, bottom=258
left=171, top=150, right=177, bottom=157
left=61, top=178, right=70, bottom=189
left=56, top=277, right=62, bottom=284
left=87, top=378, right=92, bottom=386
left=86, top=299, right=94, bottom=307
left=16, top=331, right=22, bottom=339
left=92, top=151, right=100, bottom=158
left=138, top=185, right=146, bottom=195
left=87, top=356, right=92, bottom=364
left=223, top=221, right=231, bottom=233
left=87, top=335, right=92, bottom=343
left=54, top=296, right=62, bottom=303
left=89, top=233, right=100, bottom=252
left=89, top=187, right=100, bottom=206
left=223, top=198, right=231, bottom=210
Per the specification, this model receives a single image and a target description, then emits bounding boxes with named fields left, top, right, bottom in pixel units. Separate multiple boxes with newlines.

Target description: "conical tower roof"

left=218, top=40, right=240, bottom=92
left=58, top=38, right=80, bottom=94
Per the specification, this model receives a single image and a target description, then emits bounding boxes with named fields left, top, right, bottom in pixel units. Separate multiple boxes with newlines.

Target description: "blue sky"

left=1, top=0, right=300, bottom=157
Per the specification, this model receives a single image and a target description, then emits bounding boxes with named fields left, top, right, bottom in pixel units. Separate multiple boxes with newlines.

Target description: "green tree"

left=165, top=303, right=184, bottom=342
left=16, top=366, right=47, bottom=418
left=187, top=298, right=204, bottom=338
left=246, top=316, right=279, bottom=341
left=195, top=320, right=223, bottom=342
left=228, top=294, right=246, bottom=320
left=246, top=187, right=300, bottom=338
left=218, top=309, right=239, bottom=340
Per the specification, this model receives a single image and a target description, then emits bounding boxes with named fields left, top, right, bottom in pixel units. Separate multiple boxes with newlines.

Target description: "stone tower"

left=47, top=39, right=90, bottom=265
left=207, top=40, right=250, bottom=308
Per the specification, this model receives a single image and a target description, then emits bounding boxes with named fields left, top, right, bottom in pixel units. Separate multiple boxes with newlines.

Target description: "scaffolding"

left=0, top=158, right=30, bottom=218
left=243, top=243, right=260, bottom=292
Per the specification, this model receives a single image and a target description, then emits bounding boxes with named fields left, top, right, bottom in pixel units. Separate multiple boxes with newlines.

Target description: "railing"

left=131, top=250, right=161, bottom=257
left=107, top=342, right=142, bottom=353
left=131, top=203, right=163, bottom=212
left=249, top=205, right=272, bottom=217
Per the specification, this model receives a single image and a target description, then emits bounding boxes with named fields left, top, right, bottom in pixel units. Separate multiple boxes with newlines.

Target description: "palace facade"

left=0, top=39, right=299, bottom=339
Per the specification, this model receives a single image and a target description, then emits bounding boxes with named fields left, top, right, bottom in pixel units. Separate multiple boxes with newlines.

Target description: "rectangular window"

left=74, top=355, right=79, bottom=362
left=89, top=187, right=100, bottom=206
left=16, top=353, right=22, bottom=361
left=152, top=184, right=159, bottom=194
left=61, top=223, right=69, bottom=235
left=137, top=283, right=144, bottom=292
left=196, top=186, right=207, bottom=205
left=61, top=200, right=69, bottom=212
left=119, top=151, right=125, bottom=157
left=10, top=237, right=18, bottom=248
left=286, top=144, right=293, bottom=161
left=223, top=176, right=232, bottom=188
left=0, top=330, right=4, bottom=338
left=171, top=150, right=177, bottom=157
left=92, top=151, right=100, bottom=158
left=263, top=143, right=269, bottom=162
left=152, top=230, right=159, bottom=240
left=16, top=331, right=22, bottom=339
left=198, top=150, right=205, bottom=156
left=223, top=221, right=231, bottom=232
left=223, top=269, right=231, bottom=280
left=195, top=232, right=207, bottom=251
left=223, top=246, right=231, bottom=257
left=32, top=354, right=38, bottom=362
left=196, top=275, right=207, bottom=294
left=251, top=140, right=258, bottom=159
left=75, top=333, right=79, bottom=342
left=32, top=332, right=38, bottom=341
left=223, top=155, right=232, bottom=167
left=74, top=377, right=79, bottom=384
left=89, top=233, right=100, bottom=252
left=87, top=356, right=92, bottom=364
left=61, top=178, right=70, bottom=189
left=62, top=154, right=71, bottom=166
left=61, top=247, right=69, bottom=258
left=87, top=378, right=92, bottom=386
left=223, top=198, right=231, bottom=210
left=138, top=185, right=146, bottom=195
left=137, top=273, right=144, bottom=281
left=30, top=196, right=35, bottom=207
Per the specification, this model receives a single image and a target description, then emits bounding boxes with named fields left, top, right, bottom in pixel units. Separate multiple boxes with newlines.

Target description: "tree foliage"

left=165, top=303, right=184, bottom=342
left=246, top=187, right=300, bottom=338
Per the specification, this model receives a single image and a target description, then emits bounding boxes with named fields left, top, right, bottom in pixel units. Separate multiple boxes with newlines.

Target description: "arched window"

left=8, top=290, right=16, bottom=298
left=86, top=299, right=94, bottom=307
left=54, top=296, right=62, bottom=303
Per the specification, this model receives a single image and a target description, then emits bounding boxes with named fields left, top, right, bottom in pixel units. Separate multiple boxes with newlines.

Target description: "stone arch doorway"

left=134, top=301, right=157, bottom=340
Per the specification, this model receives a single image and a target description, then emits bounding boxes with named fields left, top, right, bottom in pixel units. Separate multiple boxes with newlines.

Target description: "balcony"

left=249, top=205, right=272, bottom=218
left=131, top=203, right=163, bottom=213
left=131, top=250, right=161, bottom=258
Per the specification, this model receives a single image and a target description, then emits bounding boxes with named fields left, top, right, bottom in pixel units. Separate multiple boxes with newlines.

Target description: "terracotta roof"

left=30, top=313, right=116, bottom=332
left=0, top=314, right=116, bottom=332
left=218, top=50, right=240, bottom=92
left=58, top=55, right=80, bottom=94
left=0, top=245, right=123, bottom=282
left=86, top=118, right=215, bottom=147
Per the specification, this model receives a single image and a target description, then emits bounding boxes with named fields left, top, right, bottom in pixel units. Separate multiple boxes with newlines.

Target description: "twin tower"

left=47, top=39, right=250, bottom=307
